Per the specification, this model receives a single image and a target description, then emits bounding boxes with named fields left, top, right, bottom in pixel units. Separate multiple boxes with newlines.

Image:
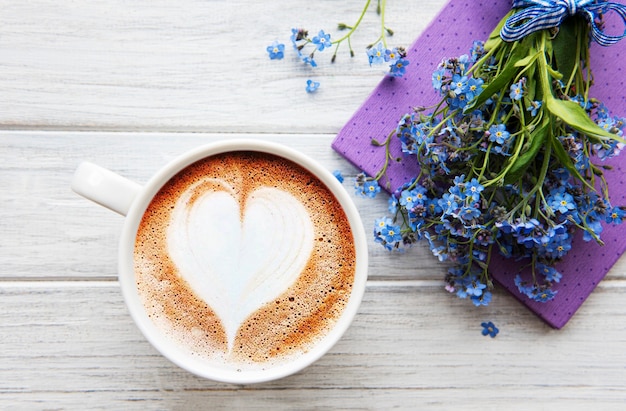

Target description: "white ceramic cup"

left=71, top=139, right=368, bottom=384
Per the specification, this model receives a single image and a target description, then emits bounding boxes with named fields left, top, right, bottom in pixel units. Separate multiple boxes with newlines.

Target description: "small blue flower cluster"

left=367, top=42, right=410, bottom=78
left=289, top=28, right=332, bottom=68
left=354, top=172, right=381, bottom=199
left=559, top=95, right=626, bottom=163
left=447, top=266, right=492, bottom=307
left=432, top=43, right=485, bottom=110
left=267, top=12, right=409, bottom=89
left=373, top=216, right=403, bottom=251
left=361, top=39, right=626, bottom=306
left=265, top=29, right=330, bottom=93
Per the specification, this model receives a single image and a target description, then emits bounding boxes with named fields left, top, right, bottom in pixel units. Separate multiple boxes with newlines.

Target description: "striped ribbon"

left=500, top=0, right=626, bottom=46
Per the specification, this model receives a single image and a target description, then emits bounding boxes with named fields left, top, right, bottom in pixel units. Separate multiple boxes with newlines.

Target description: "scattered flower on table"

left=360, top=0, right=626, bottom=308
left=269, top=1, right=408, bottom=80
left=333, top=169, right=345, bottom=183
left=481, top=321, right=499, bottom=338
left=266, top=41, right=285, bottom=60
left=305, top=79, right=320, bottom=93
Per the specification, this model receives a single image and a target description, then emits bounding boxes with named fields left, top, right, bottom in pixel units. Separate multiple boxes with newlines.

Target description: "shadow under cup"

left=118, top=140, right=368, bottom=384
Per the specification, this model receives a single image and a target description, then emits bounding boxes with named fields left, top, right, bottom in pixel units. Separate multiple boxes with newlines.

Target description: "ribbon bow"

left=501, top=0, right=626, bottom=46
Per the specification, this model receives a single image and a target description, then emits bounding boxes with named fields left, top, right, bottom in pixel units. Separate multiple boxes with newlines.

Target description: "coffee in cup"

left=134, top=150, right=356, bottom=368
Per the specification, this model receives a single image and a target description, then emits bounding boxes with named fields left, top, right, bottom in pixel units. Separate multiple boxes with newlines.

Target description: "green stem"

left=373, top=129, right=397, bottom=180
left=505, top=140, right=552, bottom=219
left=476, top=145, right=492, bottom=180
left=379, top=0, right=388, bottom=48
left=537, top=32, right=553, bottom=100
left=332, top=0, right=372, bottom=44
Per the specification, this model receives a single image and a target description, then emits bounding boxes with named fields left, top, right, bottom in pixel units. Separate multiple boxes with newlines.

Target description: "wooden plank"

left=0, top=131, right=444, bottom=280
left=3, top=130, right=626, bottom=282
left=0, top=0, right=447, bottom=133
left=5, top=389, right=626, bottom=411
left=0, top=281, right=625, bottom=409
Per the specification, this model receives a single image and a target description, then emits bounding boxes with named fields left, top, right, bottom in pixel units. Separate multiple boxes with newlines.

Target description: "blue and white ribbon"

left=501, top=0, right=626, bottom=46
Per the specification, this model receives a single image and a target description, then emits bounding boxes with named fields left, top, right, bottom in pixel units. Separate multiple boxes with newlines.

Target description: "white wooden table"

left=2, top=1, right=626, bottom=409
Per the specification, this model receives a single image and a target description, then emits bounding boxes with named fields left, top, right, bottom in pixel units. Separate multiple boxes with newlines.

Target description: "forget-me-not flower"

left=481, top=321, right=499, bottom=337
left=488, top=124, right=510, bottom=145
left=306, top=79, right=320, bottom=93
left=311, top=30, right=332, bottom=51
left=266, top=41, right=285, bottom=60
left=367, top=42, right=385, bottom=65
left=509, top=79, right=524, bottom=101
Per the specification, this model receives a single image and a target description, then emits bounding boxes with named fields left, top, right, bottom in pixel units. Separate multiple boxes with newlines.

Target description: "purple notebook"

left=332, top=0, right=626, bottom=328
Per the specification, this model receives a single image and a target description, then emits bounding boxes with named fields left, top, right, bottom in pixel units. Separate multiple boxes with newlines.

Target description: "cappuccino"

left=134, top=151, right=356, bottom=370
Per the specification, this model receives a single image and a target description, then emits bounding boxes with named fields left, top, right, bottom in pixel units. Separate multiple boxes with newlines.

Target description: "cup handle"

left=71, top=161, right=142, bottom=216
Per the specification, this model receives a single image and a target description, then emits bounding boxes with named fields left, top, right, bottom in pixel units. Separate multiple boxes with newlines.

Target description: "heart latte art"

left=168, top=180, right=315, bottom=350
left=134, top=152, right=356, bottom=369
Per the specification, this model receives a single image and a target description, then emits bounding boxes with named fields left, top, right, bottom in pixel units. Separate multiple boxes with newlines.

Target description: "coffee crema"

left=134, top=151, right=356, bottom=370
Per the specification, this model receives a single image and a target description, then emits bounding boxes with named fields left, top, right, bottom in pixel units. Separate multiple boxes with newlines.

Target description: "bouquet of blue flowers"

left=356, top=0, right=626, bottom=306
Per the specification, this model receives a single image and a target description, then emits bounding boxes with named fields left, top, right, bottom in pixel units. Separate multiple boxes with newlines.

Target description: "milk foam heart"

left=167, top=178, right=315, bottom=349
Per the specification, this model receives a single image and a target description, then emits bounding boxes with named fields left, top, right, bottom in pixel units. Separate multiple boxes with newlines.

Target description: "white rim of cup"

left=117, top=139, right=368, bottom=384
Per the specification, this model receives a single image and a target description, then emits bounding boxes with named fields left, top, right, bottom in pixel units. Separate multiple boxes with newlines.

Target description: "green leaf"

left=504, top=119, right=549, bottom=184
left=545, top=97, right=625, bottom=142
left=552, top=17, right=578, bottom=84
left=546, top=65, right=563, bottom=80
left=514, top=50, right=541, bottom=68
left=464, top=41, right=530, bottom=113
